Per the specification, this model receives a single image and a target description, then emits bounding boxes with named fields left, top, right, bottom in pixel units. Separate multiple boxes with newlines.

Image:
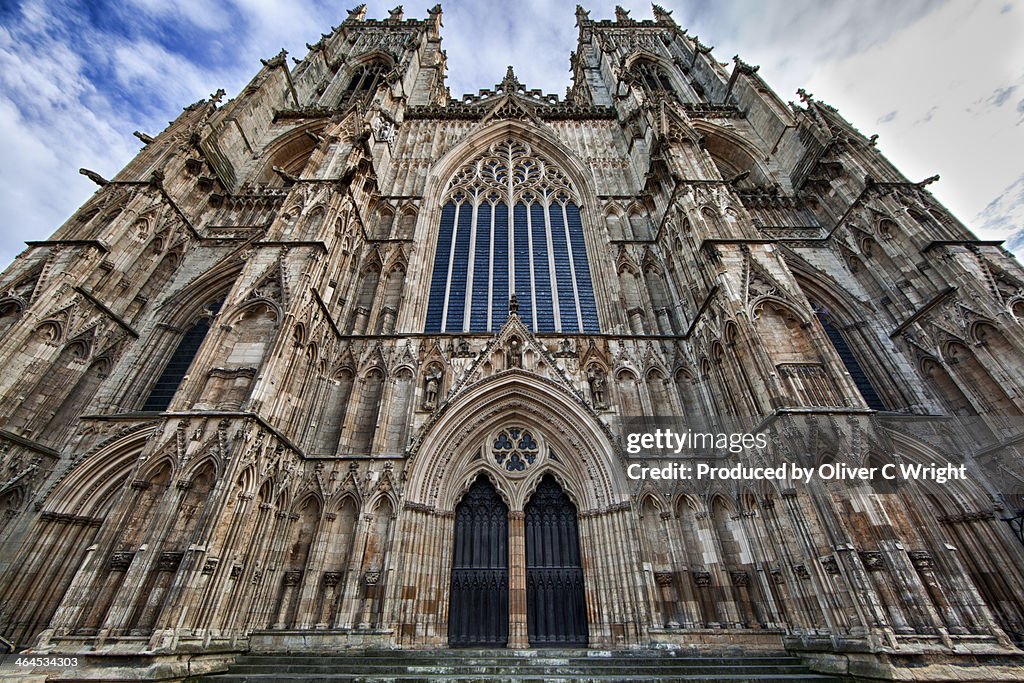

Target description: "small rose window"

left=492, top=427, right=540, bottom=472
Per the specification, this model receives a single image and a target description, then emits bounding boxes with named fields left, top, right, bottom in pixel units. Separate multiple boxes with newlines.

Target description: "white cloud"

left=1, top=0, right=1022, bottom=268
left=125, top=0, right=235, bottom=32
left=980, top=174, right=1024, bottom=258
left=800, top=0, right=1024, bottom=237
left=111, top=39, right=218, bottom=101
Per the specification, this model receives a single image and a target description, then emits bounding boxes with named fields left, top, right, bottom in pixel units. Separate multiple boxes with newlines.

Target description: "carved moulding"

left=653, top=571, right=674, bottom=586
left=907, top=550, right=934, bottom=571
left=157, top=552, right=184, bottom=572
left=858, top=550, right=885, bottom=572
left=109, top=551, right=134, bottom=572
left=409, top=377, right=619, bottom=513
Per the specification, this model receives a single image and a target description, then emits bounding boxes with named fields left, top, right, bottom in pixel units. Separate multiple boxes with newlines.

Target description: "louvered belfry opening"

left=425, top=138, right=599, bottom=334
left=525, top=474, right=588, bottom=647
left=448, top=475, right=510, bottom=647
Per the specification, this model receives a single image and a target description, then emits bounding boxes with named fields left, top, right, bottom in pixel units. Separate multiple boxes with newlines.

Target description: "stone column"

left=508, top=510, right=528, bottom=648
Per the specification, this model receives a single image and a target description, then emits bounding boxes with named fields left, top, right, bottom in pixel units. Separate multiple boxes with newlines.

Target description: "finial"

left=615, top=5, right=631, bottom=23
left=796, top=88, right=813, bottom=105
left=501, top=65, right=521, bottom=91
left=260, top=49, right=287, bottom=69
left=732, top=55, right=759, bottom=74
left=346, top=4, right=367, bottom=22
left=428, top=3, right=441, bottom=16
left=388, top=5, right=404, bottom=21
left=575, top=5, right=591, bottom=23
left=652, top=3, right=674, bottom=24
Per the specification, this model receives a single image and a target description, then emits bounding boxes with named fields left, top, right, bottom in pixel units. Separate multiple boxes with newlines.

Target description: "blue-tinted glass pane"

left=445, top=204, right=473, bottom=332
left=513, top=203, right=533, bottom=329
left=549, top=204, right=578, bottom=333
left=142, top=318, right=210, bottom=411
left=142, top=297, right=222, bottom=411
left=425, top=203, right=456, bottom=332
left=818, top=311, right=887, bottom=410
left=491, top=203, right=509, bottom=329
left=566, top=203, right=599, bottom=332
left=470, top=204, right=492, bottom=332
left=530, top=203, right=554, bottom=331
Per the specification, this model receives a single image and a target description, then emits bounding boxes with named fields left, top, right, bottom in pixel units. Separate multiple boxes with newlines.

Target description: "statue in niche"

left=508, top=293, right=519, bottom=316
left=422, top=363, right=443, bottom=410
left=587, top=365, right=607, bottom=408
left=554, top=337, right=576, bottom=357
left=507, top=337, right=522, bottom=369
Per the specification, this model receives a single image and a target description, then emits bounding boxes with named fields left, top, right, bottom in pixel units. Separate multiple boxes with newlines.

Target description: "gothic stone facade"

left=2, top=4, right=1024, bottom=681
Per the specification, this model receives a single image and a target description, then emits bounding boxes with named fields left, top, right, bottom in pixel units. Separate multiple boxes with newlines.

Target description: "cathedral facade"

left=2, top=4, right=1024, bottom=680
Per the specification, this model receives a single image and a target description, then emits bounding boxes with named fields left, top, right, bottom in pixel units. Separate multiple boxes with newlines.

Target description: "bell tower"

left=1, top=5, right=1024, bottom=679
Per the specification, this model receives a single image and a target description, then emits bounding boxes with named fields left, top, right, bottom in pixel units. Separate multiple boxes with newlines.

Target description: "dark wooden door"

left=448, top=476, right=509, bottom=647
left=525, top=474, right=588, bottom=647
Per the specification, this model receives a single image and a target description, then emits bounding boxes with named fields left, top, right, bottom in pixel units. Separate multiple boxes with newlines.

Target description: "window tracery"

left=491, top=426, right=541, bottom=472
left=426, top=137, right=599, bottom=333
left=341, top=60, right=389, bottom=104
left=631, top=60, right=674, bottom=94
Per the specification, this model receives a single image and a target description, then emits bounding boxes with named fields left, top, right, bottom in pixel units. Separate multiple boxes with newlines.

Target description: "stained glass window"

left=492, top=427, right=540, bottom=472
left=425, top=138, right=599, bottom=333
left=142, top=299, right=223, bottom=411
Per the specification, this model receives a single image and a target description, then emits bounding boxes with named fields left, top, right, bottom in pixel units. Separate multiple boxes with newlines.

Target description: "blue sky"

left=1, top=0, right=1022, bottom=265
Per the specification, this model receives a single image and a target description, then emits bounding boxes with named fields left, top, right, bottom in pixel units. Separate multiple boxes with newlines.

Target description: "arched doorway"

left=525, top=474, right=588, bottom=646
left=399, top=372, right=637, bottom=649
left=448, top=475, right=509, bottom=646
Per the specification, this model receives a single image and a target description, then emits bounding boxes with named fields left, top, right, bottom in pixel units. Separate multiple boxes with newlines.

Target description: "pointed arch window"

left=142, top=299, right=223, bottom=411
left=425, top=138, right=599, bottom=333
left=633, top=60, right=674, bottom=94
left=342, top=60, right=389, bottom=103
left=814, top=306, right=887, bottom=411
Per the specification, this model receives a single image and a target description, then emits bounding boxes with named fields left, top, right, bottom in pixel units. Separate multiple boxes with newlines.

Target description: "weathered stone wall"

left=0, top=5, right=1023, bottom=679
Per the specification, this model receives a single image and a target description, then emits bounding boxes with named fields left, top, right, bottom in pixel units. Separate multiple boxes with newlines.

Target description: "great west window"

left=425, top=138, right=599, bottom=333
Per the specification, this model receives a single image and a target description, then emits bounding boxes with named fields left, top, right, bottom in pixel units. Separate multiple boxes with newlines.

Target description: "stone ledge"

left=787, top=638, right=1024, bottom=681
left=248, top=629, right=395, bottom=652
left=2, top=649, right=239, bottom=682
left=648, top=628, right=786, bottom=652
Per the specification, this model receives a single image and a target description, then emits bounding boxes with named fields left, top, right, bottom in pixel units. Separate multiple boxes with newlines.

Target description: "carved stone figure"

left=587, top=365, right=607, bottom=408
left=0, top=6, right=1020, bottom=677
left=506, top=337, right=522, bottom=368
left=423, top=364, right=443, bottom=410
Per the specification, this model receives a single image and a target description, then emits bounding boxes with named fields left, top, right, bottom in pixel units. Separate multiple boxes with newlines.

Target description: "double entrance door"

left=448, top=474, right=588, bottom=647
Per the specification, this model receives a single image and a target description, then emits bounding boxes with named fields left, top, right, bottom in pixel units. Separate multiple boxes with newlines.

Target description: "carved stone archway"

left=388, top=371, right=645, bottom=648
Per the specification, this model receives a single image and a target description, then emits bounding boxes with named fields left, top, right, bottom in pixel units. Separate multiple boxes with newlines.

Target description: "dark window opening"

left=142, top=300, right=222, bottom=412
left=815, top=308, right=887, bottom=411
left=634, top=61, right=674, bottom=94
left=342, top=61, right=389, bottom=103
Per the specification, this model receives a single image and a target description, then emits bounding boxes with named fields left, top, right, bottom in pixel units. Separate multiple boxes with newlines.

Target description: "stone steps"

left=200, top=650, right=843, bottom=682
